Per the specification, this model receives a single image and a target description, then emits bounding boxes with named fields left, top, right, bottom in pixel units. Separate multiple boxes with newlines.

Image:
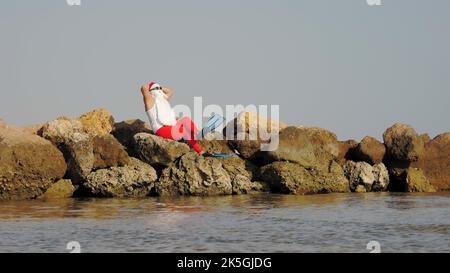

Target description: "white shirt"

left=146, top=89, right=177, bottom=133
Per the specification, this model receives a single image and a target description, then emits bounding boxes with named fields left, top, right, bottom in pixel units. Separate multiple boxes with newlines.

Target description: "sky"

left=0, top=0, right=449, bottom=141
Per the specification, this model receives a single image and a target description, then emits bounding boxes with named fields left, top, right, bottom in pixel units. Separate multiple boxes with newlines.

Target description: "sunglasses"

left=150, top=86, right=163, bottom=92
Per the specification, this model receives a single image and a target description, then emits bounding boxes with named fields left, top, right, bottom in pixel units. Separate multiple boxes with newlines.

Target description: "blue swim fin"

left=203, top=153, right=234, bottom=158
left=196, top=114, right=226, bottom=140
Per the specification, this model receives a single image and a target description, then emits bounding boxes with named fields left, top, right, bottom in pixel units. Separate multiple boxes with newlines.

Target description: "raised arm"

left=141, top=84, right=154, bottom=112
left=162, top=87, right=174, bottom=100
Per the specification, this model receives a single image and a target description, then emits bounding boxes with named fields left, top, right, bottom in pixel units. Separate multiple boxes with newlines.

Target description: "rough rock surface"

left=343, top=161, right=389, bottom=192
left=112, top=119, right=152, bottom=154
left=337, top=139, right=358, bottom=166
left=258, top=161, right=349, bottom=195
left=78, top=108, right=114, bottom=136
left=225, top=112, right=287, bottom=159
left=39, top=117, right=85, bottom=146
left=372, top=163, right=390, bottom=192
left=92, top=135, right=130, bottom=170
left=383, top=123, right=425, bottom=162
left=411, top=133, right=450, bottom=191
left=0, top=127, right=67, bottom=200
left=261, top=126, right=337, bottom=170
left=84, top=158, right=157, bottom=197
left=405, top=168, right=436, bottom=193
left=134, top=133, right=190, bottom=166
left=156, top=152, right=234, bottom=196
left=354, top=136, right=386, bottom=165
left=41, top=179, right=75, bottom=199
left=60, top=134, right=95, bottom=184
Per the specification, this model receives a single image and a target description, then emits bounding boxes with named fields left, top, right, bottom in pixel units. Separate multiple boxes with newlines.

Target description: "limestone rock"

left=343, top=161, right=390, bottom=192
left=354, top=136, right=386, bottom=165
left=261, top=126, right=336, bottom=170
left=337, top=139, right=358, bottom=166
left=0, top=127, right=67, bottom=200
left=39, top=117, right=85, bottom=146
left=383, top=123, right=424, bottom=162
left=92, top=134, right=130, bottom=170
left=84, top=158, right=157, bottom=197
left=258, top=161, right=350, bottom=195
left=112, top=119, right=152, bottom=155
left=156, top=152, right=233, bottom=196
left=78, top=108, right=114, bottom=136
left=411, top=132, right=450, bottom=191
left=225, top=112, right=287, bottom=159
left=133, top=133, right=190, bottom=166
left=41, top=179, right=75, bottom=199
left=406, top=168, right=436, bottom=193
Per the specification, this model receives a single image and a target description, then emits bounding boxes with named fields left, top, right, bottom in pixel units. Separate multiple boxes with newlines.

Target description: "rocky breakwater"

left=1, top=109, right=449, bottom=200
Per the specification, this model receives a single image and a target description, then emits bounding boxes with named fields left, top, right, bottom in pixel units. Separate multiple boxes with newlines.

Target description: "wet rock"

left=354, top=136, right=386, bottom=165
left=258, top=161, right=350, bottom=195
left=0, top=127, right=67, bottom=200
left=156, top=152, right=233, bottom=196
left=83, top=158, right=157, bottom=197
left=41, top=179, right=75, bottom=199
left=134, top=133, right=190, bottom=166
left=92, top=135, right=130, bottom=170
left=405, top=168, right=436, bottom=193
left=225, top=112, right=287, bottom=160
left=343, top=161, right=390, bottom=192
left=112, top=119, right=152, bottom=155
left=78, top=108, right=114, bottom=136
left=355, top=185, right=367, bottom=193
left=383, top=123, right=425, bottom=162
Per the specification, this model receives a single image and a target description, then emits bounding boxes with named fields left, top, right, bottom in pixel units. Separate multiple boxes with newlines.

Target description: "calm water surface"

left=0, top=192, right=449, bottom=253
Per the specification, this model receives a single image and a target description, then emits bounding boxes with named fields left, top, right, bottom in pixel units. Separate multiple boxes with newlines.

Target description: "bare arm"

left=162, top=87, right=174, bottom=100
left=141, top=84, right=154, bottom=112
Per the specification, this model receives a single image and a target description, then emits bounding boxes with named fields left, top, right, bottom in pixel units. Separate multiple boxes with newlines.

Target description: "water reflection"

left=0, top=192, right=449, bottom=252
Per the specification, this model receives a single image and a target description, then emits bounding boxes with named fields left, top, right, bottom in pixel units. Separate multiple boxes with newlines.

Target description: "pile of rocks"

left=1, top=109, right=449, bottom=200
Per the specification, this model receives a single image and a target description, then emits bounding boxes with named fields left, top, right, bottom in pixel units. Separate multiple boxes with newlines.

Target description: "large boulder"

left=78, top=108, right=114, bottom=136
left=261, top=126, right=337, bottom=170
left=343, top=161, right=389, bottom=192
left=198, top=136, right=262, bottom=194
left=39, top=116, right=85, bottom=146
left=83, top=158, right=157, bottom=197
left=225, top=112, right=287, bottom=160
left=134, top=133, right=190, bottom=166
left=40, top=179, right=75, bottom=199
left=92, top=134, right=130, bottom=170
left=354, top=136, right=386, bottom=165
left=405, top=168, right=436, bottom=193
left=0, top=127, right=67, bottom=200
left=60, top=133, right=94, bottom=184
left=112, top=119, right=152, bottom=155
left=411, top=132, right=450, bottom=191
left=156, top=152, right=233, bottom=196
left=383, top=123, right=425, bottom=162
left=337, top=139, right=358, bottom=166
left=258, top=161, right=349, bottom=195
left=0, top=118, right=6, bottom=128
